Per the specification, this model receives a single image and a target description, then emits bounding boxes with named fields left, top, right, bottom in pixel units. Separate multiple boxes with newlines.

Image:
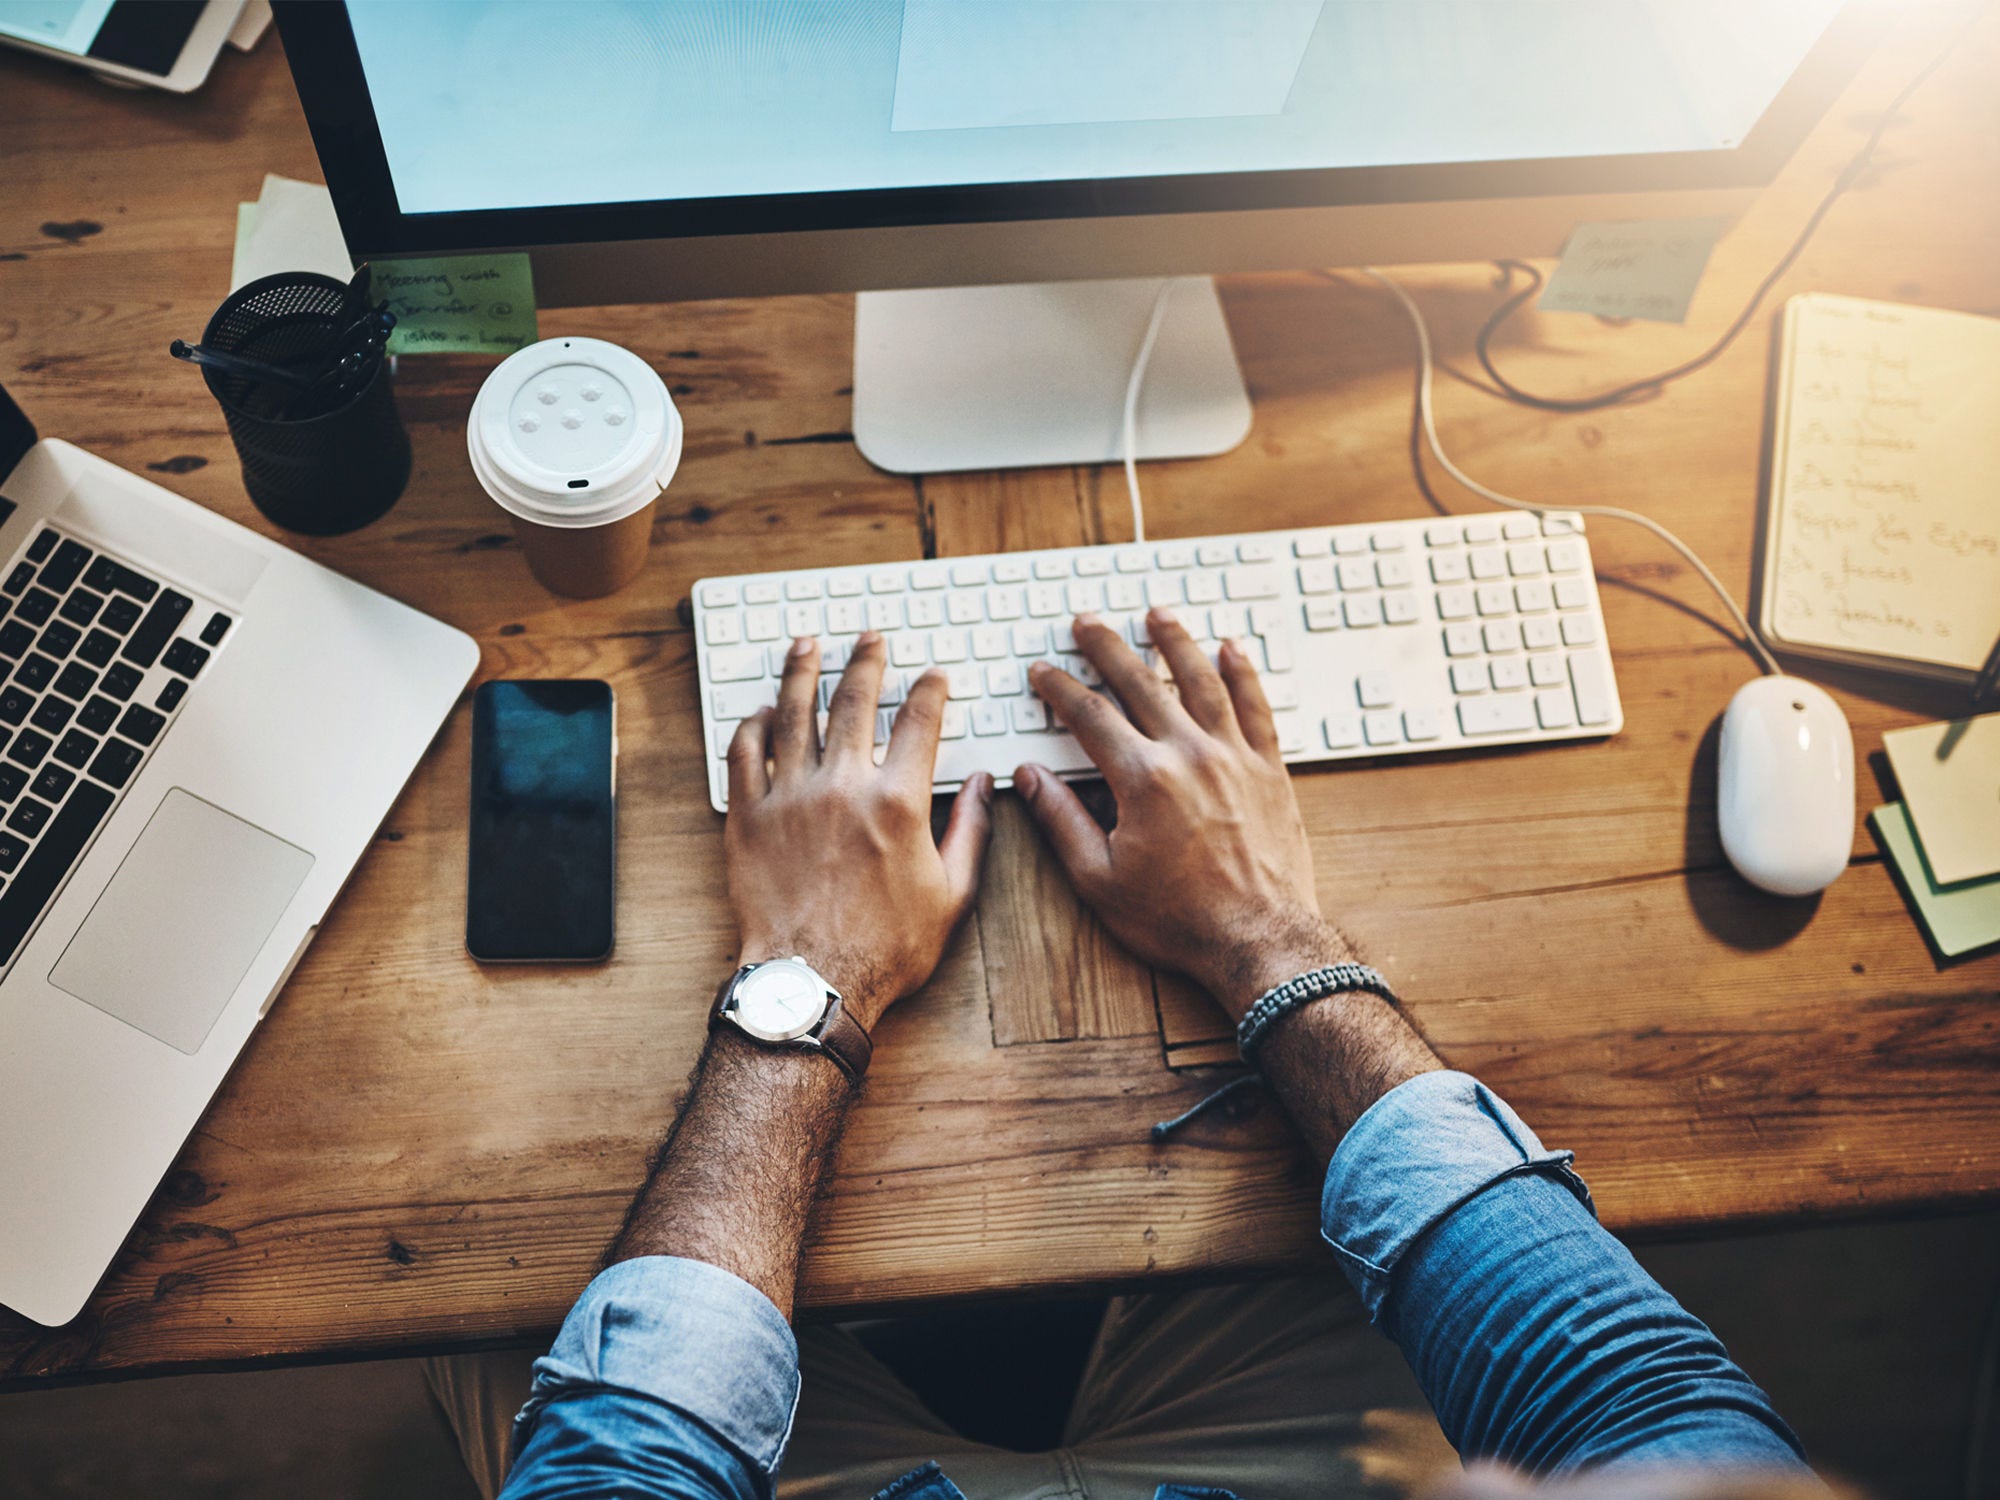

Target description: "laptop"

left=0, top=384, right=478, bottom=1326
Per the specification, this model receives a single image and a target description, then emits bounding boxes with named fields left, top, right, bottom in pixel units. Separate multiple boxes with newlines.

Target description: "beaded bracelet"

left=1151, top=962, right=1398, bottom=1140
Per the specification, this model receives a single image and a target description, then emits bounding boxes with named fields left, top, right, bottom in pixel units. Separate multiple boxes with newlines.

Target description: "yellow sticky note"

left=1884, top=712, right=2000, bottom=885
left=1870, top=802, right=2000, bottom=959
left=1539, top=217, right=1730, bottom=324
left=372, top=254, right=538, bottom=357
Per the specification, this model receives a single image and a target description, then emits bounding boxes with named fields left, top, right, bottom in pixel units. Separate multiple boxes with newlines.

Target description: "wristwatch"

left=710, top=955, right=873, bottom=1082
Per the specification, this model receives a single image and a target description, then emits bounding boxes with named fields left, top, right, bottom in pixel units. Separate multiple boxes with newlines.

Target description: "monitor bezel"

left=275, top=1, right=1882, bottom=260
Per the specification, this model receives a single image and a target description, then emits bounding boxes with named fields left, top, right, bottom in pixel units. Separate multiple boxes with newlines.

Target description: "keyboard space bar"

left=0, top=781, right=112, bottom=965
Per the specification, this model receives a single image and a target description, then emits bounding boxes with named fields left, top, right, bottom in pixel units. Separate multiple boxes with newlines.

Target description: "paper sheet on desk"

left=1537, top=217, right=1729, bottom=323
left=229, top=174, right=350, bottom=290
left=1869, top=802, right=2000, bottom=958
left=1884, top=713, right=2000, bottom=885
left=1763, top=294, right=2000, bottom=676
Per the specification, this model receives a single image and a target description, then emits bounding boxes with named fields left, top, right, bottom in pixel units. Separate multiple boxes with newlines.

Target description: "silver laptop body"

left=0, top=434, right=477, bottom=1326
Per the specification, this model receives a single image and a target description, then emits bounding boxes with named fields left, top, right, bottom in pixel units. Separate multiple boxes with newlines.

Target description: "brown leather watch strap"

left=814, top=998, right=873, bottom=1082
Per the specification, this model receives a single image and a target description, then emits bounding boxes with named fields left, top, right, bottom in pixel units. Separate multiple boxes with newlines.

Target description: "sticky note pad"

left=1884, top=713, right=2000, bottom=885
left=371, top=254, right=538, bottom=357
left=1539, top=217, right=1730, bottom=324
left=1869, top=802, right=2000, bottom=958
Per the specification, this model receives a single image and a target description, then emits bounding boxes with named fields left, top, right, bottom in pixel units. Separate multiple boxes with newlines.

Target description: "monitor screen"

left=346, top=0, right=1843, bottom=218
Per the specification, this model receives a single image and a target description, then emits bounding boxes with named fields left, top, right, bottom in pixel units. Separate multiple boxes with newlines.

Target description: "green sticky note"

left=1869, top=802, right=2000, bottom=958
left=371, top=253, right=538, bottom=357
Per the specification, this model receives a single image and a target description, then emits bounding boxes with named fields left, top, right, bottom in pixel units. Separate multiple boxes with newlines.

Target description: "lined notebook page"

left=1766, top=294, right=2000, bottom=675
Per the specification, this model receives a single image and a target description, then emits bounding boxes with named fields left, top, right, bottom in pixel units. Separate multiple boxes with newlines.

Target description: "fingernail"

left=1218, top=637, right=1237, bottom=659
left=858, top=630, right=881, bottom=647
left=1150, top=606, right=1178, bottom=625
left=1027, top=660, right=1047, bottom=677
left=789, top=636, right=814, bottom=658
left=974, top=771, right=994, bottom=804
left=1014, top=764, right=1039, bottom=792
left=1075, top=611, right=1101, bottom=628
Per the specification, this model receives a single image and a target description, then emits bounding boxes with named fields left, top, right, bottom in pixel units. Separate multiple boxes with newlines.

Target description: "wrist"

left=1201, top=913, right=1355, bottom=1023
left=734, top=939, right=895, bottom=1030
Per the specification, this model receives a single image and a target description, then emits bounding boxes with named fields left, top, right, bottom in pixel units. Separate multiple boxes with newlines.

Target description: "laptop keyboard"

left=0, top=526, right=233, bottom=968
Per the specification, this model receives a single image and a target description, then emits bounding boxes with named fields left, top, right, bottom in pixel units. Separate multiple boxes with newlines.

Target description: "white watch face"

left=732, top=960, right=830, bottom=1042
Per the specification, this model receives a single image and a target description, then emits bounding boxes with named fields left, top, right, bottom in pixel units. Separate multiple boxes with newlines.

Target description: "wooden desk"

left=2, top=17, right=1997, bottom=1384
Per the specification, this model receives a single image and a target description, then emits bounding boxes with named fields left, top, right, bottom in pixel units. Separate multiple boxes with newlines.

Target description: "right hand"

left=1016, top=608, right=1347, bottom=1021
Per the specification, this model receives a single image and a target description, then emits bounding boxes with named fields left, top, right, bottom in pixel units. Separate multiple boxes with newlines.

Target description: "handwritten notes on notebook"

left=1762, top=294, right=2000, bottom=680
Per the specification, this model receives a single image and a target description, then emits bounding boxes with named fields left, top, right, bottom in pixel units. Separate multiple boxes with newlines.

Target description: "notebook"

left=1759, top=294, right=2000, bottom=684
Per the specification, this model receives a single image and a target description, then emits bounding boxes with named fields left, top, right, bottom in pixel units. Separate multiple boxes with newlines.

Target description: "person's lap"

left=425, top=1276, right=1456, bottom=1500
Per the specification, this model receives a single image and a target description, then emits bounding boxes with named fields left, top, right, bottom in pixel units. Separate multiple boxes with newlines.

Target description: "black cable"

left=1474, top=9, right=1985, bottom=414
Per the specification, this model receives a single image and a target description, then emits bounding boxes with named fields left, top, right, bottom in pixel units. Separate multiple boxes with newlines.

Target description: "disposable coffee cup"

left=468, top=337, right=681, bottom=598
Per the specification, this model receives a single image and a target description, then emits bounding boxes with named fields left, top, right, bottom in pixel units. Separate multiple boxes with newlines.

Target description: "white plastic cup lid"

left=467, top=336, right=681, bottom=528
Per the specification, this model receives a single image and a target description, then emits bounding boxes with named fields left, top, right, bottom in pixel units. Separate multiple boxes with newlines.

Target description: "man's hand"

left=1016, top=608, right=1346, bottom=1021
left=726, top=632, right=993, bottom=1030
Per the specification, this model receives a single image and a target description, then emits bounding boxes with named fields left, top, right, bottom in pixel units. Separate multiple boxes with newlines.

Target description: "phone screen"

left=467, top=680, right=615, bottom=963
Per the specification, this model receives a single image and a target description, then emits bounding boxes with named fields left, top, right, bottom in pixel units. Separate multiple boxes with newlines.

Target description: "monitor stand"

left=851, top=276, right=1252, bottom=476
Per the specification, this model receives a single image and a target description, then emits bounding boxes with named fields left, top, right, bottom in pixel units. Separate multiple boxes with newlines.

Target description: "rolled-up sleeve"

left=500, top=1256, right=799, bottom=1500
left=1322, top=1071, right=1810, bottom=1478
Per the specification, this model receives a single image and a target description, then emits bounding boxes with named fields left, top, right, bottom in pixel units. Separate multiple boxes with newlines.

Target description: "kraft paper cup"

left=468, top=337, right=681, bottom=598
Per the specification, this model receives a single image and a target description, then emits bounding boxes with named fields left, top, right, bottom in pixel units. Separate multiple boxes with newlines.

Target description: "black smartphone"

left=467, top=680, right=617, bottom=963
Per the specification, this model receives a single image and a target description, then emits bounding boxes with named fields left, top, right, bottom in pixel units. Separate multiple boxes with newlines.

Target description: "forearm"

left=610, top=1028, right=857, bottom=1321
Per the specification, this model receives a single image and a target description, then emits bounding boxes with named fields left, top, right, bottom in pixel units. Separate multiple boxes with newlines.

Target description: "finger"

left=1014, top=763, right=1113, bottom=894
left=726, top=707, right=772, bottom=806
left=1146, top=607, right=1236, bottom=736
left=937, top=771, right=995, bottom=920
left=824, top=631, right=886, bottom=762
left=1217, top=638, right=1279, bottom=760
left=882, top=667, right=948, bottom=787
left=770, top=636, right=821, bottom=778
left=1027, top=661, right=1150, bottom=786
left=1072, top=613, right=1182, bottom=739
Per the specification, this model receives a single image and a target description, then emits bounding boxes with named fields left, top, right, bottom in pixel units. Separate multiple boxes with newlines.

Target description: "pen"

left=1973, top=628, right=2000, bottom=713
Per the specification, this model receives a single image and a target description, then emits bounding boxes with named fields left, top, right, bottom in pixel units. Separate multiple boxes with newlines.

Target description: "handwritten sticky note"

left=371, top=254, right=538, bottom=357
left=1766, top=294, right=2000, bottom=674
left=1538, top=217, right=1730, bottom=324
left=1884, top=713, right=2000, bottom=885
left=1870, top=802, right=2000, bottom=958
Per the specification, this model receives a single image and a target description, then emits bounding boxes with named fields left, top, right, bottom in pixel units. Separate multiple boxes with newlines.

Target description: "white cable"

left=1121, top=278, right=1175, bottom=546
left=1362, top=267, right=1782, bottom=678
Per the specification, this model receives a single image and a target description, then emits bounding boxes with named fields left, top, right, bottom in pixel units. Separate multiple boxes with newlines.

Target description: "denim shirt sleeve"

left=499, top=1256, right=799, bottom=1500
left=1322, top=1071, right=1811, bottom=1479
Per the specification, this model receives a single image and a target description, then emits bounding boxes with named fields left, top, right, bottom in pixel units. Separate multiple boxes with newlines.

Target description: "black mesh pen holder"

left=200, top=271, right=411, bottom=536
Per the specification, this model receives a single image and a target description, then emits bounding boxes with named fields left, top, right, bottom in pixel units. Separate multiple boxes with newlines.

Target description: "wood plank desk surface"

left=2, top=16, right=1997, bottom=1383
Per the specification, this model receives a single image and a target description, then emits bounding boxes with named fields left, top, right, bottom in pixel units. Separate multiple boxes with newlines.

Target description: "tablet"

left=0, top=0, right=244, bottom=93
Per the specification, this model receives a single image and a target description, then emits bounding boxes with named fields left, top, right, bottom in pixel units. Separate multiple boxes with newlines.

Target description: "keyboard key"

left=87, top=738, right=143, bottom=789
left=54, top=730, right=95, bottom=769
left=13, top=653, right=54, bottom=692
left=31, top=765, right=72, bottom=802
left=0, top=688, right=26, bottom=725
left=1435, top=586, right=1475, bottom=620
left=785, top=603, right=820, bottom=637
left=1332, top=531, right=1368, bottom=556
left=1522, top=616, right=1563, bottom=650
left=15, top=588, right=56, bottom=626
left=82, top=555, right=155, bottom=600
left=1561, top=615, right=1598, bottom=647
left=985, top=662, right=1023, bottom=697
left=938, top=703, right=967, bottom=739
left=971, top=702, right=1008, bottom=736
left=827, top=575, right=865, bottom=598
left=1429, top=552, right=1469, bottom=584
left=1545, top=540, right=1587, bottom=574
left=1489, top=658, right=1530, bottom=692
left=1475, top=584, right=1513, bottom=616
left=36, top=621, right=79, bottom=658
left=1502, top=514, right=1539, bottom=541
left=1374, top=556, right=1413, bottom=588
left=1468, top=548, right=1506, bottom=581
left=0, top=833, right=22, bottom=871
left=52, top=662, right=95, bottom=701
left=25, top=530, right=56, bottom=564
left=1529, top=653, right=1566, bottom=688
left=703, top=614, right=741, bottom=646
left=201, top=612, right=234, bottom=647
left=1569, top=655, right=1616, bottom=725
left=1297, top=560, right=1336, bottom=595
left=1443, top=622, right=1481, bottom=657
left=1197, top=543, right=1232, bottom=567
left=101, top=662, right=142, bottom=700
left=76, top=694, right=119, bottom=733
left=0, top=622, right=29, bottom=659
left=1371, top=529, right=1406, bottom=552
left=944, top=664, right=982, bottom=699
left=1337, top=559, right=1374, bottom=591
left=1458, top=696, right=1537, bottom=736
left=121, top=589, right=191, bottom=668
left=744, top=581, right=782, bottom=605
left=30, top=697, right=72, bottom=734
left=1536, top=689, right=1578, bottom=730
left=890, top=634, right=927, bottom=668
left=1303, top=600, right=1343, bottom=633
left=1363, top=710, right=1401, bottom=746
left=1403, top=707, right=1444, bottom=742
left=1423, top=521, right=1462, bottom=547
left=931, top=630, right=968, bottom=664
left=0, top=765, right=20, bottom=801
left=1482, top=620, right=1522, bottom=653
left=1323, top=712, right=1362, bottom=749
left=697, top=582, right=738, bottom=608
left=1075, top=552, right=1112, bottom=576
left=1276, top=713, right=1307, bottom=755
left=1342, top=596, right=1381, bottom=628
left=6, top=729, right=50, bottom=769
left=1010, top=697, right=1048, bottom=733
left=1292, top=534, right=1332, bottom=557
left=1554, top=577, right=1592, bottom=611
left=1451, top=661, right=1487, bottom=694
left=1357, top=670, right=1395, bottom=709
left=0, top=779, right=113, bottom=964
left=1185, top=574, right=1223, bottom=605
left=1382, top=594, right=1420, bottom=626
left=743, top=608, right=781, bottom=641
left=2, top=563, right=32, bottom=595
left=1264, top=678, right=1300, bottom=711
left=99, top=596, right=142, bottom=634
left=37, top=539, right=91, bottom=594
left=58, top=589, right=102, bottom=627
left=156, top=679, right=187, bottom=713
left=1507, top=543, right=1545, bottom=577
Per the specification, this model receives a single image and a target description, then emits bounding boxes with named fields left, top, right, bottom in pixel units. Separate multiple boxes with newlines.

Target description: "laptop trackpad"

left=51, top=790, right=315, bottom=1055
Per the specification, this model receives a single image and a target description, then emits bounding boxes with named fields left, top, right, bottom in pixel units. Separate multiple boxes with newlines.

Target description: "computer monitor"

left=275, top=1, right=1876, bottom=475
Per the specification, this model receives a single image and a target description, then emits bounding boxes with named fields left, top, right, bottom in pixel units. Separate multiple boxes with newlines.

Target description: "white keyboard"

left=691, top=511, right=1622, bottom=812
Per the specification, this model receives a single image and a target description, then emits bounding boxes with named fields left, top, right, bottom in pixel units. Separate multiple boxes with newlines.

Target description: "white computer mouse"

left=1716, top=675, right=1855, bottom=897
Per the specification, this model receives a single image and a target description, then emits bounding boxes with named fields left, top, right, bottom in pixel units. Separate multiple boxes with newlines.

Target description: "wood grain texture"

left=1, top=14, right=1997, bottom=1383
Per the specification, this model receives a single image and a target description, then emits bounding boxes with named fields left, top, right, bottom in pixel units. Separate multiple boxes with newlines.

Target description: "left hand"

left=725, top=631, right=993, bottom=1031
